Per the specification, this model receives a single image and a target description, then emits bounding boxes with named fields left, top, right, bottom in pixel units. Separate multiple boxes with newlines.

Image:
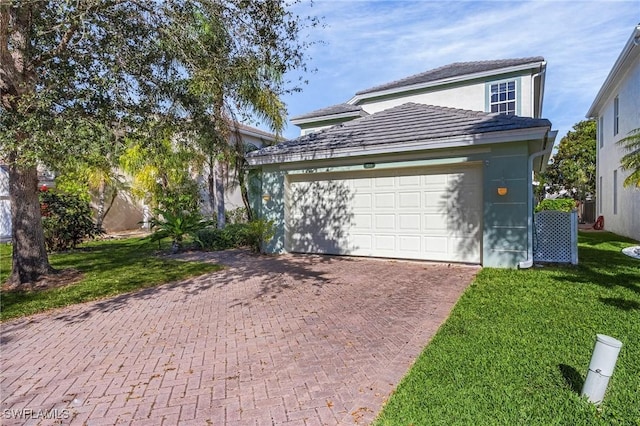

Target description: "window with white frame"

left=599, top=176, right=603, bottom=214
left=599, top=116, right=604, bottom=148
left=490, top=81, right=516, bottom=115
left=613, top=170, right=618, bottom=215
left=613, top=96, right=619, bottom=136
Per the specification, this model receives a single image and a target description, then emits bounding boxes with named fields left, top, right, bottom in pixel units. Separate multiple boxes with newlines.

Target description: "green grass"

left=375, top=232, right=640, bottom=425
left=0, top=238, right=221, bottom=321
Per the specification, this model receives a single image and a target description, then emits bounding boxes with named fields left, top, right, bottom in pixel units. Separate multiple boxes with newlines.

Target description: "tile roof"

left=356, top=57, right=545, bottom=95
left=248, top=103, right=551, bottom=158
left=290, top=103, right=365, bottom=121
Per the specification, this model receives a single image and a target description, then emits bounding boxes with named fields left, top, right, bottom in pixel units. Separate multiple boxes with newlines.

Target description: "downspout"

left=532, top=65, right=546, bottom=118
left=518, top=129, right=557, bottom=269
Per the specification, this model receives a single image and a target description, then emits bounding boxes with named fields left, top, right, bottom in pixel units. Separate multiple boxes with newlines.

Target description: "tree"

left=1, top=1, right=316, bottom=286
left=618, top=128, right=640, bottom=188
left=543, top=120, right=596, bottom=201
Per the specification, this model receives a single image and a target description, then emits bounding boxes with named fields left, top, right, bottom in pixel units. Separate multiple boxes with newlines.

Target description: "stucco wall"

left=356, top=72, right=534, bottom=118
left=596, top=54, right=640, bottom=241
left=482, top=143, right=530, bottom=266
left=254, top=143, right=532, bottom=268
left=96, top=192, right=145, bottom=232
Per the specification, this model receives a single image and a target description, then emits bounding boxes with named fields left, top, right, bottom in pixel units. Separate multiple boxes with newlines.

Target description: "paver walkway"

left=1, top=251, right=478, bottom=425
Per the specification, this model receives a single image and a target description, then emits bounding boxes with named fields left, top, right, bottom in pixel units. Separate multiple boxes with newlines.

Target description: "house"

left=587, top=24, right=640, bottom=241
left=0, top=123, right=277, bottom=240
left=0, top=165, right=9, bottom=242
left=0, top=166, right=55, bottom=243
left=247, top=57, right=557, bottom=268
left=102, top=122, right=278, bottom=232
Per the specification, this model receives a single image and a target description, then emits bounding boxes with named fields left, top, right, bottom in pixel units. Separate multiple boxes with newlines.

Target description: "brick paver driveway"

left=1, top=251, right=478, bottom=425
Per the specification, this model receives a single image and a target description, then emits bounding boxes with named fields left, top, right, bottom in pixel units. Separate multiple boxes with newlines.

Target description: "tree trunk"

left=8, top=160, right=54, bottom=285
left=214, top=159, right=225, bottom=229
left=95, top=176, right=106, bottom=229
left=238, top=169, right=253, bottom=222
left=207, top=158, right=216, bottom=219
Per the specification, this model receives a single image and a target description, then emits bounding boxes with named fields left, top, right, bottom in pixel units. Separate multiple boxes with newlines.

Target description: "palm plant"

left=617, top=128, right=640, bottom=187
left=149, top=209, right=211, bottom=254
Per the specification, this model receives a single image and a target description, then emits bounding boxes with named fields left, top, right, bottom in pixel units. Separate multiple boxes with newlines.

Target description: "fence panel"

left=534, top=210, right=578, bottom=264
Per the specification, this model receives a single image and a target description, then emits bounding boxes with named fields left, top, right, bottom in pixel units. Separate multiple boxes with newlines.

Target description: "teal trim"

left=286, top=156, right=476, bottom=175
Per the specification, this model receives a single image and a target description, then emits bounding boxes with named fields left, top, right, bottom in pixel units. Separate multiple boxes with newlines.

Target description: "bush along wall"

left=535, top=198, right=577, bottom=213
left=40, top=188, right=103, bottom=252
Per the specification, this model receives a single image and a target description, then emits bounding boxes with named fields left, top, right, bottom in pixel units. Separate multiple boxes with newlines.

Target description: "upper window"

left=599, top=116, right=604, bottom=148
left=490, top=81, right=516, bottom=115
left=613, top=96, right=619, bottom=136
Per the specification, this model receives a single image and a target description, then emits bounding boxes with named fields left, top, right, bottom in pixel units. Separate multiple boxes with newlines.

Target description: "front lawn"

left=0, top=238, right=221, bottom=321
left=375, top=232, right=640, bottom=425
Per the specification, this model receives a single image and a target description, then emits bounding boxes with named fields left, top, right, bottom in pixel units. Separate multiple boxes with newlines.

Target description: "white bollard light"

left=581, top=334, right=623, bottom=405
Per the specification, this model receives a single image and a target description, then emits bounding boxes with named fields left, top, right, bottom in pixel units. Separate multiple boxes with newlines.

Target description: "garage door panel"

left=399, top=214, right=421, bottom=230
left=374, top=193, right=395, bottom=208
left=375, top=176, right=395, bottom=188
left=352, top=214, right=373, bottom=229
left=353, top=178, right=372, bottom=188
left=424, top=192, right=447, bottom=211
left=375, top=214, right=396, bottom=229
left=424, top=214, right=448, bottom=233
left=374, top=235, right=396, bottom=251
left=424, top=174, right=447, bottom=187
left=399, top=235, right=421, bottom=252
left=351, top=234, right=373, bottom=251
left=399, top=192, right=421, bottom=208
left=424, top=236, right=449, bottom=253
left=286, top=164, right=482, bottom=263
left=399, top=175, right=421, bottom=187
left=353, top=193, right=372, bottom=209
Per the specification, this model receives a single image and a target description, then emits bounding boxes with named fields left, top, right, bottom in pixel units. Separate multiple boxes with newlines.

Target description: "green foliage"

left=149, top=209, right=211, bottom=253
left=119, top=133, right=204, bottom=213
left=375, top=231, right=640, bottom=425
left=40, top=189, right=103, bottom=252
left=543, top=120, right=596, bottom=201
left=1, top=0, right=318, bottom=283
left=195, top=219, right=274, bottom=252
left=0, top=238, right=221, bottom=321
left=617, top=128, right=640, bottom=188
left=535, top=198, right=577, bottom=213
left=226, top=207, right=248, bottom=224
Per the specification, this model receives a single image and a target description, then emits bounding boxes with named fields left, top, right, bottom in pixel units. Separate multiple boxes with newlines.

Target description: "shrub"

left=243, top=219, right=275, bottom=253
left=226, top=207, right=248, bottom=224
left=195, top=219, right=275, bottom=253
left=535, top=198, right=576, bottom=213
left=149, top=209, right=211, bottom=253
left=40, top=189, right=103, bottom=252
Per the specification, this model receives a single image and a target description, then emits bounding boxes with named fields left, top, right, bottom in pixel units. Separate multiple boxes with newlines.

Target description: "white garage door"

left=286, top=164, right=482, bottom=263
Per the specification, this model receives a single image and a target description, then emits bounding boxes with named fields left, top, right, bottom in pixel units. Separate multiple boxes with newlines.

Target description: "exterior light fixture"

left=497, top=177, right=508, bottom=196
left=363, top=162, right=375, bottom=169
left=262, top=193, right=271, bottom=201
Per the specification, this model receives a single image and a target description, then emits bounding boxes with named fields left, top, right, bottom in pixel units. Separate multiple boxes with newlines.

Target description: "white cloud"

left=279, top=0, right=639, bottom=141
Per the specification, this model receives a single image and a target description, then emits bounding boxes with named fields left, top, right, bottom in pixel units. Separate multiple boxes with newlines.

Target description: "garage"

left=286, top=163, right=482, bottom=263
left=248, top=102, right=555, bottom=268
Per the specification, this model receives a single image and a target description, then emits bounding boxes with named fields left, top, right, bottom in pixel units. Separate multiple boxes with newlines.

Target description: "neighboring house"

left=0, top=123, right=277, bottom=240
left=0, top=165, right=10, bottom=242
left=248, top=57, right=557, bottom=268
left=102, top=122, right=278, bottom=232
left=0, top=166, right=55, bottom=243
left=587, top=24, right=640, bottom=241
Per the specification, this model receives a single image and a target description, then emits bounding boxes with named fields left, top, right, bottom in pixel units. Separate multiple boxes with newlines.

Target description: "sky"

left=268, top=0, right=639, bottom=145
